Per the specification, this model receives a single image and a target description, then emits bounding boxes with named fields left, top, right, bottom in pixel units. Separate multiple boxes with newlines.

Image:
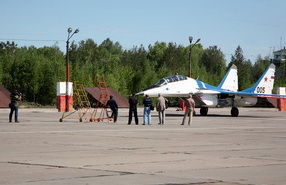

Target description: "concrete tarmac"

left=0, top=107, right=285, bottom=185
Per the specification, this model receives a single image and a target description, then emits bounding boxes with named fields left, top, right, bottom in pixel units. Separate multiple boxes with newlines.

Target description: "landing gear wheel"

left=200, top=107, right=208, bottom=116
left=231, top=107, right=239, bottom=117
left=59, top=119, right=63, bottom=122
left=79, top=118, right=82, bottom=122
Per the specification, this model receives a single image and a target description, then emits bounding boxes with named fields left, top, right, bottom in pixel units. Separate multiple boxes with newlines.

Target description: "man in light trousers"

left=156, top=93, right=168, bottom=125
left=181, top=94, right=195, bottom=126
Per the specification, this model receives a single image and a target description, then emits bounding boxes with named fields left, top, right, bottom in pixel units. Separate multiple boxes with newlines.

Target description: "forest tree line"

left=0, top=39, right=285, bottom=106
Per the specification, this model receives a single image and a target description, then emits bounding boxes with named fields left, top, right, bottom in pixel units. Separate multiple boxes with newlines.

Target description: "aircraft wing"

left=218, top=90, right=286, bottom=99
left=165, top=89, right=221, bottom=97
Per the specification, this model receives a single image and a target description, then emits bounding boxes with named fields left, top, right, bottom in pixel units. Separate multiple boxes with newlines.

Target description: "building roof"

left=85, top=87, right=129, bottom=108
left=273, top=49, right=286, bottom=54
left=0, top=85, right=11, bottom=108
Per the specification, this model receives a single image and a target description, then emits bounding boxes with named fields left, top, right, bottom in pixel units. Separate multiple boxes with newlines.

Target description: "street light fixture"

left=65, top=27, right=79, bottom=112
left=188, top=36, right=201, bottom=78
left=66, top=27, right=79, bottom=82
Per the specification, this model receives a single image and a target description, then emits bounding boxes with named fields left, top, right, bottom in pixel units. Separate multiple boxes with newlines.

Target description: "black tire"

left=200, top=107, right=208, bottom=116
left=59, top=119, right=63, bottom=122
left=231, top=107, right=239, bottom=117
left=79, top=118, right=82, bottom=122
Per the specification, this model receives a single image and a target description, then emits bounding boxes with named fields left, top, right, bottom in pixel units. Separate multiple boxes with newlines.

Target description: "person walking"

left=106, top=95, right=118, bottom=123
left=9, top=90, right=22, bottom=123
left=156, top=93, right=168, bottom=125
left=128, top=93, right=139, bottom=125
left=181, top=94, right=195, bottom=126
left=143, top=94, right=152, bottom=125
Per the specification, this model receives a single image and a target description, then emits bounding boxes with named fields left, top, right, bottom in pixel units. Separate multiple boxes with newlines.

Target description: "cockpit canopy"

left=155, top=75, right=188, bottom=86
left=143, top=75, right=188, bottom=91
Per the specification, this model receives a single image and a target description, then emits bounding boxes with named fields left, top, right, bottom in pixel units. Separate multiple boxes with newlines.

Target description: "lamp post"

left=188, top=36, right=200, bottom=78
left=65, top=27, right=79, bottom=112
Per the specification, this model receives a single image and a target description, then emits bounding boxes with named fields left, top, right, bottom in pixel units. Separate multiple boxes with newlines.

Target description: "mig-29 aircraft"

left=137, top=64, right=285, bottom=117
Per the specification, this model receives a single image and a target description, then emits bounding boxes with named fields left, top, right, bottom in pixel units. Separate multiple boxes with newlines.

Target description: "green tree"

left=200, top=46, right=226, bottom=85
left=253, top=55, right=270, bottom=80
left=147, top=42, right=167, bottom=70
left=0, top=41, right=18, bottom=85
left=161, top=43, right=188, bottom=75
left=188, top=44, right=206, bottom=81
left=37, top=46, right=65, bottom=104
left=127, top=45, right=157, bottom=93
left=229, top=45, right=253, bottom=90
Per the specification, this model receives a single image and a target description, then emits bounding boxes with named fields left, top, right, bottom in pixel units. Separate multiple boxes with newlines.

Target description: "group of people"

left=107, top=93, right=195, bottom=126
left=8, top=89, right=195, bottom=126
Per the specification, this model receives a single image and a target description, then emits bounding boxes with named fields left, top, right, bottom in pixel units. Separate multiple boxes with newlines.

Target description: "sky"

left=1, top=0, right=286, bottom=63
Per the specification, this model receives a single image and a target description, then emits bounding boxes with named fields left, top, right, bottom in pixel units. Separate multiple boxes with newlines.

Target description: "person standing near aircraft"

left=156, top=93, right=168, bottom=124
left=128, top=93, right=139, bottom=125
left=9, top=90, right=22, bottom=123
left=106, top=95, right=118, bottom=123
left=181, top=94, right=195, bottom=126
left=143, top=94, right=152, bottom=125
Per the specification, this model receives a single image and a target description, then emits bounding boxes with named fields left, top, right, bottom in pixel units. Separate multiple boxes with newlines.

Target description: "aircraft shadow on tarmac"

left=119, top=112, right=273, bottom=119
left=165, top=113, right=272, bottom=118
left=121, top=114, right=268, bottom=118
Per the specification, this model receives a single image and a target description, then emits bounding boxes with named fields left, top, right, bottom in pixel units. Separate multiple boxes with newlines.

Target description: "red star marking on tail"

left=264, top=77, right=268, bottom=82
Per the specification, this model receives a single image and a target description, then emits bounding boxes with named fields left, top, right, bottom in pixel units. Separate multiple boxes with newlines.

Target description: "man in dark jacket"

left=143, top=94, right=152, bottom=125
left=106, top=95, right=118, bottom=123
left=128, top=93, right=138, bottom=125
left=9, top=90, right=21, bottom=123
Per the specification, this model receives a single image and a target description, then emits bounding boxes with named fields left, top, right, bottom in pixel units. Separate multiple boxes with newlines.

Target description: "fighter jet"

left=137, top=64, right=285, bottom=117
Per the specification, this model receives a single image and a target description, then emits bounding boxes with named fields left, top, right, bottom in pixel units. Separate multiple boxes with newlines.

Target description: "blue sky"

left=1, top=0, right=286, bottom=63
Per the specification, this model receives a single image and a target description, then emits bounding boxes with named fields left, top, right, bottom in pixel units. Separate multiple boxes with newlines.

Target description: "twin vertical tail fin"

left=218, top=64, right=238, bottom=92
left=242, top=64, right=276, bottom=94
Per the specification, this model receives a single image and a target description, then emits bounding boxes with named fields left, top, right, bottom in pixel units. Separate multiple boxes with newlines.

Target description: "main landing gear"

left=231, top=107, right=239, bottom=117
left=199, top=107, right=239, bottom=117
left=200, top=107, right=208, bottom=116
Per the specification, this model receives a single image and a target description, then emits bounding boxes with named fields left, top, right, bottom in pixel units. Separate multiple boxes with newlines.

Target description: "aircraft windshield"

left=155, top=79, right=167, bottom=86
left=154, top=75, right=188, bottom=86
left=178, top=75, right=188, bottom=81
